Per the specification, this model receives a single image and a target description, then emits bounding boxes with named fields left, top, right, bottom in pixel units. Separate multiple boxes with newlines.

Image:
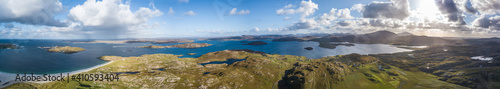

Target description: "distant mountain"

left=203, top=35, right=293, bottom=41
left=201, top=30, right=458, bottom=46
left=310, top=30, right=399, bottom=44
left=397, top=32, right=414, bottom=36
left=310, top=30, right=454, bottom=46
left=391, top=35, right=453, bottom=46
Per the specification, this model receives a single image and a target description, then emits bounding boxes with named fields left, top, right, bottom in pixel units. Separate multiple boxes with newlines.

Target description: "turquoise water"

left=0, top=39, right=411, bottom=74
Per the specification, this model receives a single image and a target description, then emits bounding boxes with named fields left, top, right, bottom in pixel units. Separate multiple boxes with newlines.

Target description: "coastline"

left=0, top=61, right=114, bottom=88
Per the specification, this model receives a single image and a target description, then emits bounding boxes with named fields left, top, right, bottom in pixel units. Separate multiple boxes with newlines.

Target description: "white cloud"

left=69, top=0, right=162, bottom=27
left=267, top=27, right=282, bottom=32
left=229, top=8, right=250, bottom=15
left=287, top=18, right=318, bottom=30
left=184, top=11, right=196, bottom=16
left=353, top=0, right=410, bottom=20
left=472, top=15, right=500, bottom=29
left=178, top=0, right=189, bottom=3
left=284, top=4, right=294, bottom=8
left=284, top=8, right=354, bottom=30
left=276, top=0, right=318, bottom=17
left=471, top=0, right=500, bottom=15
left=62, top=0, right=163, bottom=38
left=168, top=7, right=175, bottom=16
left=337, top=20, right=354, bottom=26
left=0, top=0, right=67, bottom=27
left=251, top=27, right=260, bottom=32
left=317, top=8, right=354, bottom=25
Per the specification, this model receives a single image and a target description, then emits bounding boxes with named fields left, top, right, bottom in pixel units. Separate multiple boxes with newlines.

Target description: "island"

left=187, top=53, right=196, bottom=55
left=139, top=43, right=212, bottom=48
left=45, top=46, right=85, bottom=54
left=243, top=41, right=268, bottom=45
left=304, top=47, right=313, bottom=50
left=0, top=43, right=20, bottom=49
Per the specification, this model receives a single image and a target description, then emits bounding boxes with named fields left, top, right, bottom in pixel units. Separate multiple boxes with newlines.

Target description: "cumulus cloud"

left=472, top=15, right=500, bottom=29
left=435, top=0, right=466, bottom=25
left=471, top=0, right=500, bottom=15
left=0, top=0, right=67, bottom=27
left=352, top=0, right=410, bottom=20
left=284, top=4, right=294, bottom=8
left=229, top=8, right=250, bottom=15
left=184, top=11, right=196, bottom=16
left=276, top=0, right=318, bottom=17
left=461, top=0, right=478, bottom=14
left=168, top=7, right=175, bottom=16
left=337, top=20, right=353, bottom=26
left=286, top=18, right=318, bottom=30
left=317, top=8, right=354, bottom=25
left=65, top=0, right=163, bottom=38
left=251, top=27, right=260, bottom=32
left=285, top=8, right=354, bottom=30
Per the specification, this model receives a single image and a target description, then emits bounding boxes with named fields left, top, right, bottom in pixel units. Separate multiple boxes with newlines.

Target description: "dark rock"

left=304, top=47, right=313, bottom=50
left=0, top=43, right=20, bottom=49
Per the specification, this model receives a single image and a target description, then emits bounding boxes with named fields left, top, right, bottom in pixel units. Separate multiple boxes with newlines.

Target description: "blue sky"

left=0, top=0, right=499, bottom=39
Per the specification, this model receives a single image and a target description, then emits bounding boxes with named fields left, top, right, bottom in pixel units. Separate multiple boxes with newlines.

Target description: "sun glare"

left=415, top=0, right=441, bottom=21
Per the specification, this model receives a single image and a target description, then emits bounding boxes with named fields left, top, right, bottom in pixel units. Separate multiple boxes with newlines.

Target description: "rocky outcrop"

left=0, top=43, right=19, bottom=49
left=278, top=61, right=352, bottom=89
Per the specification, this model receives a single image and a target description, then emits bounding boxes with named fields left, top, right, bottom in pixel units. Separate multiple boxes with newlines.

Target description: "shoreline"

left=0, top=61, right=114, bottom=88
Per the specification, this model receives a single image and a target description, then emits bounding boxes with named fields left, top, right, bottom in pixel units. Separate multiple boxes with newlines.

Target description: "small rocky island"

left=243, top=41, right=268, bottom=45
left=45, top=46, right=85, bottom=54
left=0, top=43, right=20, bottom=49
left=139, top=43, right=212, bottom=48
left=304, top=47, right=313, bottom=50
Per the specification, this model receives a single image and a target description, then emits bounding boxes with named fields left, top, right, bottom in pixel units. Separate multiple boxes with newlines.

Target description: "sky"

left=0, top=0, right=499, bottom=39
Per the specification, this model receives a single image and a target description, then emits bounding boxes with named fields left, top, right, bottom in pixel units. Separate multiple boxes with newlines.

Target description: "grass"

left=3, top=50, right=472, bottom=89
